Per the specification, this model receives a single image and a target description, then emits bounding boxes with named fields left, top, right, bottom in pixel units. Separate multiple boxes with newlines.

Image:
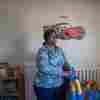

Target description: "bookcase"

left=0, top=63, right=25, bottom=100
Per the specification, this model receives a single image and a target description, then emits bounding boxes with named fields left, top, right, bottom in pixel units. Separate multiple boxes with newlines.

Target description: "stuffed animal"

left=82, top=80, right=97, bottom=100
left=84, top=80, right=97, bottom=91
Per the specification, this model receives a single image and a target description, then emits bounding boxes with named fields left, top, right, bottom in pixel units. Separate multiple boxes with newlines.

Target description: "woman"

left=33, top=29, right=69, bottom=100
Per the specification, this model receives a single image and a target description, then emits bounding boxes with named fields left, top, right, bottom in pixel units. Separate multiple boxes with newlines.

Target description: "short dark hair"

left=43, top=29, right=56, bottom=42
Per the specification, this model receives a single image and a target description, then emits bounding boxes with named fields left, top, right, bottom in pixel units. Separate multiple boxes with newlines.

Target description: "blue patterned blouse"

left=33, top=44, right=67, bottom=88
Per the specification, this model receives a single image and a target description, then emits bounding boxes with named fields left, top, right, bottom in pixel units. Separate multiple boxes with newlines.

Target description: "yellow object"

left=70, top=79, right=82, bottom=94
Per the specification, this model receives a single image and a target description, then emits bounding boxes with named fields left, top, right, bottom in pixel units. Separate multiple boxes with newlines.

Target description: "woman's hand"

left=63, top=71, right=69, bottom=77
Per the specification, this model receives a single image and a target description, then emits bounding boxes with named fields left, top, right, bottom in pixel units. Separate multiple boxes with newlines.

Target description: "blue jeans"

left=34, top=84, right=66, bottom=100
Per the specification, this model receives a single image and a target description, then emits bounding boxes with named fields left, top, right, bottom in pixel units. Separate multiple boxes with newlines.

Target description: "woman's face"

left=47, top=32, right=57, bottom=46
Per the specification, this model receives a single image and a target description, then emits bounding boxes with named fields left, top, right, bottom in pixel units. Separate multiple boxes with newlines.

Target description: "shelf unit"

left=0, top=63, right=25, bottom=100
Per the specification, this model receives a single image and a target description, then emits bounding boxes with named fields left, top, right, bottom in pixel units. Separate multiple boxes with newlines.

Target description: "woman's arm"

left=61, top=49, right=71, bottom=71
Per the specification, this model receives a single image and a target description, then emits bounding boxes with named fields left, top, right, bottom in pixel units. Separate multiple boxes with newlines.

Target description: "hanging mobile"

left=43, top=16, right=86, bottom=40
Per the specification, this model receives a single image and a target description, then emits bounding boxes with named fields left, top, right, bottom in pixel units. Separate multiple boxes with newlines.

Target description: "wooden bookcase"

left=0, top=63, right=25, bottom=100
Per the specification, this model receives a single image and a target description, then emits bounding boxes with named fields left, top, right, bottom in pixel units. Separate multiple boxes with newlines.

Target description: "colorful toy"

left=81, top=80, right=98, bottom=100
left=43, top=16, right=86, bottom=40
left=63, top=64, right=83, bottom=100
left=83, top=80, right=97, bottom=91
left=43, top=23, right=86, bottom=40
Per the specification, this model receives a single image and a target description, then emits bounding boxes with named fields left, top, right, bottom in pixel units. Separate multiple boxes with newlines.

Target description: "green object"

left=96, top=91, right=100, bottom=100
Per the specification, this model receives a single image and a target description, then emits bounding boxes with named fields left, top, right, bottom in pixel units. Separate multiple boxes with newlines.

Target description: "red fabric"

left=84, top=96, right=88, bottom=100
left=64, top=27, right=81, bottom=38
left=85, top=80, right=93, bottom=85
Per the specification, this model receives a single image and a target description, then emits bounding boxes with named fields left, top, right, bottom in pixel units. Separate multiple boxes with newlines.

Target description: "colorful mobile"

left=43, top=16, right=86, bottom=40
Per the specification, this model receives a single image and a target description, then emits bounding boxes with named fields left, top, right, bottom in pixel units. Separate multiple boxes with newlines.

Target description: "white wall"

left=22, top=0, right=98, bottom=66
left=0, top=0, right=99, bottom=65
